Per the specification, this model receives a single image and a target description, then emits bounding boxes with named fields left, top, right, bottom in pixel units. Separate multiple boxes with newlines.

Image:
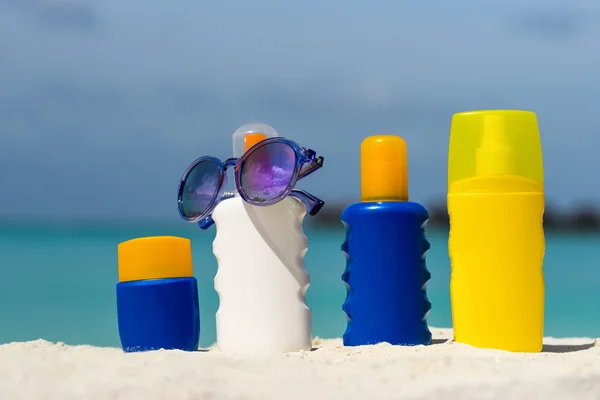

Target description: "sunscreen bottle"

left=211, top=123, right=312, bottom=355
left=341, top=135, right=432, bottom=346
left=448, top=110, right=545, bottom=352
left=116, top=236, right=200, bottom=352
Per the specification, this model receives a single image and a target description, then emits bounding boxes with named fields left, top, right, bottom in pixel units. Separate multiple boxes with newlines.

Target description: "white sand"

left=1, top=328, right=599, bottom=400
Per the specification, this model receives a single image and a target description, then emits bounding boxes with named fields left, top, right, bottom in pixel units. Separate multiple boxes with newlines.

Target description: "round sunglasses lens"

left=181, top=160, right=221, bottom=218
left=240, top=142, right=297, bottom=203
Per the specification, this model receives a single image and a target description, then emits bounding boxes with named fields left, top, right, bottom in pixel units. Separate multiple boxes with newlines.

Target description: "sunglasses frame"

left=177, top=137, right=324, bottom=230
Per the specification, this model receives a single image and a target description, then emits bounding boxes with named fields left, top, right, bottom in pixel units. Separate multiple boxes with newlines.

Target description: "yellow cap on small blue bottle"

left=118, top=236, right=193, bottom=282
left=360, top=135, right=408, bottom=202
left=448, top=110, right=544, bottom=194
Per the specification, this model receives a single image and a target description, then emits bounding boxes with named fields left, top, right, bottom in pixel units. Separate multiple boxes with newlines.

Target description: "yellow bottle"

left=447, top=110, right=545, bottom=352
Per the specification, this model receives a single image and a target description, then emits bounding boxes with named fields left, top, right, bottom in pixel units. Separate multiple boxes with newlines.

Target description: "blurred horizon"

left=2, top=0, right=600, bottom=221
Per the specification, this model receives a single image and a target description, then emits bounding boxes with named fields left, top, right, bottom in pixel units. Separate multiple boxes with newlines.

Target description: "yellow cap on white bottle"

left=232, top=123, right=278, bottom=158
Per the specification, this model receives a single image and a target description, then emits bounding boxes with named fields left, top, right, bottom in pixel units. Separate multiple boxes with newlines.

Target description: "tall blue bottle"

left=341, top=135, right=432, bottom=346
left=116, top=236, right=200, bottom=352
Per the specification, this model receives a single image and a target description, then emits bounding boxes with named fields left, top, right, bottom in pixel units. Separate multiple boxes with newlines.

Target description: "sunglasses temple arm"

left=197, top=191, right=236, bottom=230
left=199, top=191, right=321, bottom=227
left=289, top=189, right=325, bottom=216
left=197, top=216, right=215, bottom=230
left=298, top=156, right=324, bottom=180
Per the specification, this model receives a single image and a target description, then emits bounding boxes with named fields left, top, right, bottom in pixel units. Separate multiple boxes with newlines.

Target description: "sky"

left=1, top=0, right=599, bottom=220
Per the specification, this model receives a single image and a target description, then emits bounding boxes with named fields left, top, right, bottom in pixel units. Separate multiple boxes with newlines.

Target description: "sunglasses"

left=177, top=137, right=325, bottom=229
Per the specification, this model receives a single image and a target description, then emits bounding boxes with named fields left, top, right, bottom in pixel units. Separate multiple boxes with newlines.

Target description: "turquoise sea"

left=0, top=223, right=599, bottom=347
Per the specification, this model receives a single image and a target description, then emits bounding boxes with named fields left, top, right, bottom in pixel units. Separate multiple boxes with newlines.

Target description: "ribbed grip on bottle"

left=340, top=202, right=432, bottom=346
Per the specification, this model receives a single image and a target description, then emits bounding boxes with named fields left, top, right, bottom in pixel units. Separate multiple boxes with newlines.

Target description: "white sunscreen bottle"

left=212, top=123, right=312, bottom=355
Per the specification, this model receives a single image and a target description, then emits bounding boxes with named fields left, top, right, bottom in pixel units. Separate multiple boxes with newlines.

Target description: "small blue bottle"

left=116, top=236, right=200, bottom=352
left=341, top=135, right=432, bottom=346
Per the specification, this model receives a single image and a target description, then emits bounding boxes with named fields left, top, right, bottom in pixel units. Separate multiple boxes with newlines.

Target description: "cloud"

left=507, top=8, right=587, bottom=40
left=37, top=0, right=97, bottom=30
left=0, top=0, right=98, bottom=31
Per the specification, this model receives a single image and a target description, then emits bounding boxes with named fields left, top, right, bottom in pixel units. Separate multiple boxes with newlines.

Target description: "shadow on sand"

left=428, top=338, right=597, bottom=353
left=542, top=340, right=596, bottom=353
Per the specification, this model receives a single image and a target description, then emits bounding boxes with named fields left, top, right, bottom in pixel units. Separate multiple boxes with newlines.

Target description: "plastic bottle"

left=341, top=135, right=432, bottom=346
left=116, top=236, right=200, bottom=352
left=448, top=110, right=545, bottom=352
left=211, top=123, right=312, bottom=355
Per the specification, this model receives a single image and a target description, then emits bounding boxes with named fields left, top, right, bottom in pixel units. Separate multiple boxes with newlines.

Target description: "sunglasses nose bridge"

left=220, top=159, right=239, bottom=193
left=222, top=158, right=238, bottom=169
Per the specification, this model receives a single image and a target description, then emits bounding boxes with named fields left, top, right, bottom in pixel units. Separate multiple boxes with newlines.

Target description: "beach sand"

left=1, top=328, right=599, bottom=399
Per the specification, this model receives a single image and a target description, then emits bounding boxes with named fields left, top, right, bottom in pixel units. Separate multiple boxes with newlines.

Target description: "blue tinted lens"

left=240, top=142, right=296, bottom=203
left=180, top=159, right=221, bottom=219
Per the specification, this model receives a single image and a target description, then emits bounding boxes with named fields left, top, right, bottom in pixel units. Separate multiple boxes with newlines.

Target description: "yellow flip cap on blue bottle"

left=447, top=110, right=545, bottom=352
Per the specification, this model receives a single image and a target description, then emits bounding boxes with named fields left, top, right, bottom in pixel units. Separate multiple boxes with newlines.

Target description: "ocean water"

left=0, top=222, right=599, bottom=348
